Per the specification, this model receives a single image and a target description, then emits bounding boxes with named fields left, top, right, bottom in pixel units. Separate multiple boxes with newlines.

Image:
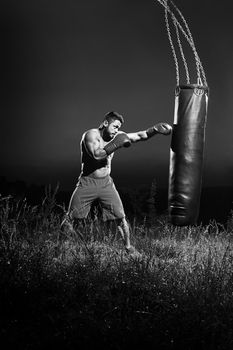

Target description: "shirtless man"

left=62, top=111, right=172, bottom=254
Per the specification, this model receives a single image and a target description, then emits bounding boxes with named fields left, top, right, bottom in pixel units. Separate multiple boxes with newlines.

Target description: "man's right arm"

left=83, top=129, right=131, bottom=159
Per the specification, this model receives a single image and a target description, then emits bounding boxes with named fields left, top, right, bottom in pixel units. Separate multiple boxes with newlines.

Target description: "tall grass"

left=0, top=189, right=233, bottom=349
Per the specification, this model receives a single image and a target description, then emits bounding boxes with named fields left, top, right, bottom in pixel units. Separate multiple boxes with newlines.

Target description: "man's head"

left=100, top=111, right=124, bottom=141
left=104, top=111, right=124, bottom=125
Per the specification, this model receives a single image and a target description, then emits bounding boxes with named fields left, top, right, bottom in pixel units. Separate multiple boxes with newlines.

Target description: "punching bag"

left=168, top=84, right=209, bottom=226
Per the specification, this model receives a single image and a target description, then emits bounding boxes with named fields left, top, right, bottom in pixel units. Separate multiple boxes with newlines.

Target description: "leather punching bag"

left=168, top=84, right=209, bottom=226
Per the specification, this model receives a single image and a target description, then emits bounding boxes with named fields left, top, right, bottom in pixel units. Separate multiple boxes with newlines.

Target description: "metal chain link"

left=172, top=14, right=190, bottom=84
left=169, top=0, right=201, bottom=83
left=164, top=1, right=180, bottom=85
left=156, top=0, right=207, bottom=86
left=163, top=0, right=207, bottom=85
left=169, top=0, right=207, bottom=86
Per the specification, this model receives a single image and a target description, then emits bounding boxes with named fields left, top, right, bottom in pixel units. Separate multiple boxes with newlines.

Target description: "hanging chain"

left=169, top=0, right=201, bottom=83
left=164, top=0, right=179, bottom=85
left=156, top=0, right=208, bottom=86
left=169, top=0, right=207, bottom=86
left=172, top=15, right=190, bottom=84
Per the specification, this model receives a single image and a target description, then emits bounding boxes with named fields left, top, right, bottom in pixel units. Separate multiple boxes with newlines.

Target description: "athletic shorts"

left=68, top=175, right=125, bottom=221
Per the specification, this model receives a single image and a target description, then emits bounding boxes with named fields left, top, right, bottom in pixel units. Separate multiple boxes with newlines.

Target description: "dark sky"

left=1, top=0, right=232, bottom=190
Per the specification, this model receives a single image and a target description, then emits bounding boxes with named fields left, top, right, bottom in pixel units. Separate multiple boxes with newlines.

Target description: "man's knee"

left=116, top=217, right=129, bottom=229
left=62, top=210, right=86, bottom=229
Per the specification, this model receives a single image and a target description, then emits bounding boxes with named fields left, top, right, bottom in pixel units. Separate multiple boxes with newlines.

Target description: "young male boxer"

left=62, top=111, right=172, bottom=255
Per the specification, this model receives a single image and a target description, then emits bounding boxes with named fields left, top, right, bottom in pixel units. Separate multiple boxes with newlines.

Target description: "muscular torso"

left=80, top=129, right=113, bottom=178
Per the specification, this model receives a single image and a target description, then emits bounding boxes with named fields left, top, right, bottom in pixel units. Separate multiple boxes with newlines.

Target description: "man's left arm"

left=126, top=122, right=172, bottom=143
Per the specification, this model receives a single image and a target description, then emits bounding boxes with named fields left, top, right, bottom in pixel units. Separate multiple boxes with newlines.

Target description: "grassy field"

left=0, top=189, right=233, bottom=350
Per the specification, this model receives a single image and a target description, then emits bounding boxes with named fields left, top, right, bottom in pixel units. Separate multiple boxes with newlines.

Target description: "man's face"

left=104, top=119, right=122, bottom=140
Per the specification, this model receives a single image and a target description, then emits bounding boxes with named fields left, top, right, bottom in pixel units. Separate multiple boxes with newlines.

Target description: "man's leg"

left=60, top=213, right=76, bottom=236
left=116, top=217, right=131, bottom=249
left=61, top=214, right=86, bottom=237
left=61, top=177, right=95, bottom=235
left=99, top=177, right=130, bottom=248
left=99, top=177, right=141, bottom=255
left=117, top=217, right=141, bottom=256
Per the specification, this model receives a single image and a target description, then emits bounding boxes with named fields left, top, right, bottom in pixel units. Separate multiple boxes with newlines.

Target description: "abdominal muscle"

left=81, top=144, right=113, bottom=178
left=92, top=165, right=111, bottom=178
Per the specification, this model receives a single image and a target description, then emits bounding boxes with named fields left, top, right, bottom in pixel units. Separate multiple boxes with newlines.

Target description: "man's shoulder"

left=82, top=128, right=100, bottom=141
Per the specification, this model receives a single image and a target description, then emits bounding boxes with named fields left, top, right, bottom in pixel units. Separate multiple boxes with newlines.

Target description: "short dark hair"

left=104, top=111, right=124, bottom=124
